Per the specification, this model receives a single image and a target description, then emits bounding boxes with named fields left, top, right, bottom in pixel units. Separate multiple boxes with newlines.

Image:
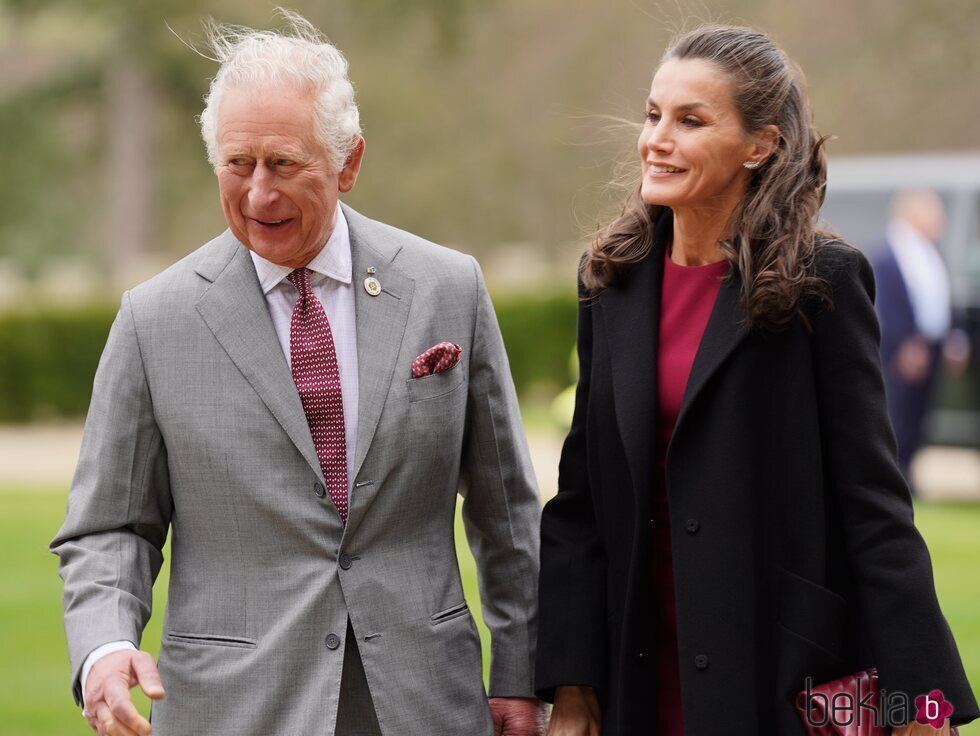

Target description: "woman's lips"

left=647, top=163, right=687, bottom=178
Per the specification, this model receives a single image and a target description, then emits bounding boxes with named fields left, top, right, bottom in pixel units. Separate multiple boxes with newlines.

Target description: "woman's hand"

left=546, top=686, right=601, bottom=736
left=892, top=719, right=953, bottom=735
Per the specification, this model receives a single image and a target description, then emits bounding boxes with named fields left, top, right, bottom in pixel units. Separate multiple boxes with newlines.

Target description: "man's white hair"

left=198, top=8, right=361, bottom=173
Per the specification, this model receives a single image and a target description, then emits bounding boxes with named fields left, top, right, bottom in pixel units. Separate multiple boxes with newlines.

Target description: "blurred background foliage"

left=0, top=292, right=579, bottom=421
left=2, top=0, right=979, bottom=419
left=2, top=0, right=979, bottom=288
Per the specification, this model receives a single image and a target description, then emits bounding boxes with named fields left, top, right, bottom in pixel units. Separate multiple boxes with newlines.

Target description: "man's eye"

left=228, top=158, right=249, bottom=167
left=274, top=159, right=294, bottom=167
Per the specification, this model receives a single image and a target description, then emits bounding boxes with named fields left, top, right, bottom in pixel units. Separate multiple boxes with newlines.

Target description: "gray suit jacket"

left=52, top=205, right=541, bottom=735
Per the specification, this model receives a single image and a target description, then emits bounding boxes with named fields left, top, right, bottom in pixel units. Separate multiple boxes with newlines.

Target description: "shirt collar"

left=888, top=219, right=938, bottom=257
left=249, top=205, right=353, bottom=294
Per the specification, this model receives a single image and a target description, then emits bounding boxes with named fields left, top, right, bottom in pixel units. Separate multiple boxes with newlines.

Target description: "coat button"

left=325, top=633, right=341, bottom=650
left=634, top=649, right=645, bottom=661
left=314, top=482, right=326, bottom=498
left=694, top=654, right=709, bottom=670
left=339, top=553, right=353, bottom=570
left=685, top=518, right=700, bottom=534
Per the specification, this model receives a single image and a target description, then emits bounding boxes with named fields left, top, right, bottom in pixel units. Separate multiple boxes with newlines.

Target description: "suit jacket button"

left=685, top=518, right=700, bottom=534
left=314, top=482, right=326, bottom=498
left=694, top=654, right=709, bottom=670
left=339, top=553, right=353, bottom=570
left=325, top=633, right=341, bottom=650
left=634, top=649, right=645, bottom=661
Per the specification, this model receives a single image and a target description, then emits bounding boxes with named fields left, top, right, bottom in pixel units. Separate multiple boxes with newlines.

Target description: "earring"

left=742, top=160, right=761, bottom=170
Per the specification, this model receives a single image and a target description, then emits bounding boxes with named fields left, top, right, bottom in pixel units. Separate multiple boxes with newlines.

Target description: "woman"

left=535, top=25, right=977, bottom=736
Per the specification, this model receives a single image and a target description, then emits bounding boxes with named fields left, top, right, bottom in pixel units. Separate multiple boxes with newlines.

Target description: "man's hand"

left=83, top=650, right=165, bottom=736
left=942, top=329, right=971, bottom=377
left=489, top=696, right=549, bottom=736
left=546, top=686, right=600, bottom=736
left=896, top=335, right=932, bottom=383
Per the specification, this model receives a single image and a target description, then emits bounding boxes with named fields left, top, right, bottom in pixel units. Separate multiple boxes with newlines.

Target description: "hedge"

left=0, top=292, right=577, bottom=422
left=0, top=305, right=117, bottom=422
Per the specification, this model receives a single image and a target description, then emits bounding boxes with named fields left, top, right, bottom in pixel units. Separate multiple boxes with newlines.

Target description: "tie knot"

left=287, top=267, right=313, bottom=297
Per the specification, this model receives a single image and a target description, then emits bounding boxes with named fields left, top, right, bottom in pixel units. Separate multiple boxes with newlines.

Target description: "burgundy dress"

left=653, top=246, right=728, bottom=735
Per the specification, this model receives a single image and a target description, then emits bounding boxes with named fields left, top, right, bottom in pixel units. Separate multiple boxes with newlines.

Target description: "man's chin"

left=243, top=233, right=297, bottom=265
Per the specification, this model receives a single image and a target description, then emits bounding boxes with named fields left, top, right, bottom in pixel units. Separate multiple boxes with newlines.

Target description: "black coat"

left=536, top=213, right=978, bottom=735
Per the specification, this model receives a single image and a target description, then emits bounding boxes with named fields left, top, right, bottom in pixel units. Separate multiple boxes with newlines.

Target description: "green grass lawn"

left=3, top=490, right=978, bottom=734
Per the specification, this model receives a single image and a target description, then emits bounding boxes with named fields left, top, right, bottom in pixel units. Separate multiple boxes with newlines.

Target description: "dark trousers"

left=335, top=619, right=383, bottom=736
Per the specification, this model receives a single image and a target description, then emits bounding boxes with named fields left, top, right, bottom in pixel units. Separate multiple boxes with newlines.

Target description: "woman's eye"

left=645, top=110, right=660, bottom=123
left=681, top=116, right=704, bottom=127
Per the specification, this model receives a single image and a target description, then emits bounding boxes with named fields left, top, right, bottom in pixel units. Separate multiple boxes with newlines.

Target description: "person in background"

left=535, top=24, right=978, bottom=736
left=51, top=10, right=545, bottom=736
left=874, top=189, right=970, bottom=490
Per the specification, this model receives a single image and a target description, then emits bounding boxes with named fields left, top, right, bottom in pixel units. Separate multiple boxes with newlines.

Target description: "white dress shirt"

left=888, top=219, right=952, bottom=341
left=248, top=205, right=359, bottom=492
left=80, top=207, right=359, bottom=704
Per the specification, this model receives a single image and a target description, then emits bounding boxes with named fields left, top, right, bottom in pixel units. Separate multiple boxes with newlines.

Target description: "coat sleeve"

left=458, top=257, right=542, bottom=698
left=810, top=246, right=978, bottom=724
left=50, top=291, right=172, bottom=705
left=534, top=279, right=608, bottom=702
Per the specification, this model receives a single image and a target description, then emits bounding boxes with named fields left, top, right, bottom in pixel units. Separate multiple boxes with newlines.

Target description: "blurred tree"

left=0, top=0, right=480, bottom=285
left=3, top=0, right=258, bottom=283
left=1, top=0, right=978, bottom=289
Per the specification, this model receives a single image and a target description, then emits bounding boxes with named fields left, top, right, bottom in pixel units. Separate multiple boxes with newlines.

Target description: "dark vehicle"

left=820, top=152, right=980, bottom=447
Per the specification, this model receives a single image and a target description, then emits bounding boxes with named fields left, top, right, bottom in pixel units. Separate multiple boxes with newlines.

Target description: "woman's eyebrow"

left=647, top=98, right=710, bottom=112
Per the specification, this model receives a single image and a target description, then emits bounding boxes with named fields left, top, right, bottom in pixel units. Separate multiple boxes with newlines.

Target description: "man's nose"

left=248, top=163, right=280, bottom=209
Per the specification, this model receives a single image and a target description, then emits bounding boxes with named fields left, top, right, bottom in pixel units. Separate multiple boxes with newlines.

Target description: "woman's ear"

left=747, top=124, right=780, bottom=167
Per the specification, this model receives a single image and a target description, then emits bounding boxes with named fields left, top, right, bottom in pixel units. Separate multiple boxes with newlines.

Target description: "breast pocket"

left=405, top=362, right=465, bottom=403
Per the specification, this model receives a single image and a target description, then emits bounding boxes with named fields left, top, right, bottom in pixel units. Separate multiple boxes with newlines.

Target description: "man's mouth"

left=251, top=217, right=293, bottom=228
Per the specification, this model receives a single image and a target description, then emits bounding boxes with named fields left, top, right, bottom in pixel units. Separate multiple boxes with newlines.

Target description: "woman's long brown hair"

left=583, top=25, right=832, bottom=331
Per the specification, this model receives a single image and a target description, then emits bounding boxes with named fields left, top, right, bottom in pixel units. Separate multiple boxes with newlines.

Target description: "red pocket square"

left=412, top=342, right=462, bottom=378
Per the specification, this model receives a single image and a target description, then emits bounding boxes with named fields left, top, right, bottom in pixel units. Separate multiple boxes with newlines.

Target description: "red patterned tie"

left=287, top=268, right=348, bottom=523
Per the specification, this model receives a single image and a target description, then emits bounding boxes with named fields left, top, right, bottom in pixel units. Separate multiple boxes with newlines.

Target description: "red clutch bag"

left=796, top=668, right=958, bottom=736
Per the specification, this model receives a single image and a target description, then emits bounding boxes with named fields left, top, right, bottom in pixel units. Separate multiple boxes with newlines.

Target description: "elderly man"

left=52, top=11, right=544, bottom=736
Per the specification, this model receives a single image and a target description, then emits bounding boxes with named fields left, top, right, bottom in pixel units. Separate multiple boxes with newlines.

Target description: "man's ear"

left=338, top=136, right=365, bottom=193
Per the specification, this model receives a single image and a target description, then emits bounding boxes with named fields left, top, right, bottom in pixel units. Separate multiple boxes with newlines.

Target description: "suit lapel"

left=345, top=206, right=415, bottom=489
left=194, top=233, right=322, bottom=479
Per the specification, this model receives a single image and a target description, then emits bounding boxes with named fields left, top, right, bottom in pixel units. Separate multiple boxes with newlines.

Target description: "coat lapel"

left=599, top=208, right=750, bottom=497
left=344, top=206, right=415, bottom=489
left=671, top=263, right=748, bottom=449
left=194, top=232, right=322, bottom=479
left=599, top=220, right=668, bottom=499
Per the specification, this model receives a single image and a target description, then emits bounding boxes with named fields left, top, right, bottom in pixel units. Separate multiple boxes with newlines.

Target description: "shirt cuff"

left=81, top=641, right=137, bottom=706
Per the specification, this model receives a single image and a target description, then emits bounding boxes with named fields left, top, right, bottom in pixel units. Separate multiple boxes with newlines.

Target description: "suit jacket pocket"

left=777, top=567, right=847, bottom=660
left=430, top=602, right=469, bottom=626
left=166, top=631, right=257, bottom=649
left=406, top=362, right=465, bottom=403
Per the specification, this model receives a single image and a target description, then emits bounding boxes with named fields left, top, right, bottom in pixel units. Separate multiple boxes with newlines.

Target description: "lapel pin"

left=367, top=266, right=377, bottom=275
left=364, top=276, right=382, bottom=296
